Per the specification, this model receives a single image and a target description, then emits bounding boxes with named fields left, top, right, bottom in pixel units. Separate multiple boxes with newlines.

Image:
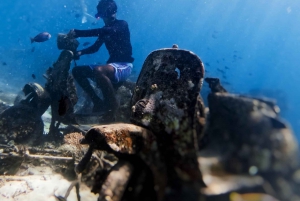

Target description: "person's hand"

left=67, top=29, right=76, bottom=38
left=74, top=51, right=81, bottom=60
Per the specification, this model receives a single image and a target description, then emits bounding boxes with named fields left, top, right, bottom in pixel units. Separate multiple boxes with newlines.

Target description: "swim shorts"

left=89, top=62, right=133, bottom=83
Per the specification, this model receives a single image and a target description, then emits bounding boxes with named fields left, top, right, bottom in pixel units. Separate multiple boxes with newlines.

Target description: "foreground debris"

left=0, top=47, right=299, bottom=201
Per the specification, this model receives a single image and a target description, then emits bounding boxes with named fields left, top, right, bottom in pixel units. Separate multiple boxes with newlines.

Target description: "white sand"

left=0, top=174, right=98, bottom=201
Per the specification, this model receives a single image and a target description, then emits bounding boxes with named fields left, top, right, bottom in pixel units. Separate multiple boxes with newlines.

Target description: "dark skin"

left=71, top=15, right=118, bottom=113
left=72, top=64, right=116, bottom=110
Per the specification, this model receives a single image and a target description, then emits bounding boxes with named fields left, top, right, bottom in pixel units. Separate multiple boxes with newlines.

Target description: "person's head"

left=95, top=0, right=117, bottom=23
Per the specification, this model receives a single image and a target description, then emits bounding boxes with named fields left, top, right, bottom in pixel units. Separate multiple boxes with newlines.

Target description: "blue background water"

left=0, top=0, right=299, bottom=139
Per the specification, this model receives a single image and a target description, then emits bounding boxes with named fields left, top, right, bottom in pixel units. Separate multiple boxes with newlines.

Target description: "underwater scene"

left=0, top=0, right=300, bottom=200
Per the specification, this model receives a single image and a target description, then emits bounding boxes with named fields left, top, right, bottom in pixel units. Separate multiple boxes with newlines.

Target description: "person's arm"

left=73, top=28, right=107, bottom=38
left=73, top=22, right=124, bottom=38
left=78, top=37, right=104, bottom=55
left=70, top=21, right=126, bottom=38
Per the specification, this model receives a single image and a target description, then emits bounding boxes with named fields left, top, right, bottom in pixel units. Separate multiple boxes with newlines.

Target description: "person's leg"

left=72, top=66, right=104, bottom=108
left=93, top=65, right=118, bottom=114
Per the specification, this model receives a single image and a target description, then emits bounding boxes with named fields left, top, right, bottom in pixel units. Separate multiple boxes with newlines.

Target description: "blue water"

left=0, top=0, right=300, bottom=138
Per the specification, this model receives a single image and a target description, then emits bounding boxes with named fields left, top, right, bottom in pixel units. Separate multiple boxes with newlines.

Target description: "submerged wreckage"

left=0, top=35, right=299, bottom=201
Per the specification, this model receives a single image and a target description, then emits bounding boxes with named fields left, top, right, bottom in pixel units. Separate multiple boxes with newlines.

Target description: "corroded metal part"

left=57, top=33, right=79, bottom=53
left=0, top=83, right=50, bottom=144
left=82, top=123, right=155, bottom=155
left=195, top=96, right=206, bottom=149
left=82, top=123, right=166, bottom=201
left=45, top=50, right=75, bottom=97
left=115, top=82, right=136, bottom=123
left=130, top=48, right=206, bottom=200
left=131, top=48, right=205, bottom=134
left=0, top=105, right=44, bottom=144
left=204, top=77, right=227, bottom=93
left=202, top=92, right=300, bottom=200
left=98, top=160, right=133, bottom=201
left=14, top=82, right=51, bottom=116
left=205, top=93, right=298, bottom=166
left=44, top=50, right=78, bottom=133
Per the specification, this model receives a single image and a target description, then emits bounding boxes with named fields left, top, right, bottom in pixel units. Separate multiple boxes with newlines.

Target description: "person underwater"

left=68, top=0, right=134, bottom=121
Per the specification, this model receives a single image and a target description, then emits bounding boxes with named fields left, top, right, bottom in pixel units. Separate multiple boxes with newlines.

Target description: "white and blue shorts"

left=109, top=62, right=133, bottom=83
left=89, top=62, right=133, bottom=83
